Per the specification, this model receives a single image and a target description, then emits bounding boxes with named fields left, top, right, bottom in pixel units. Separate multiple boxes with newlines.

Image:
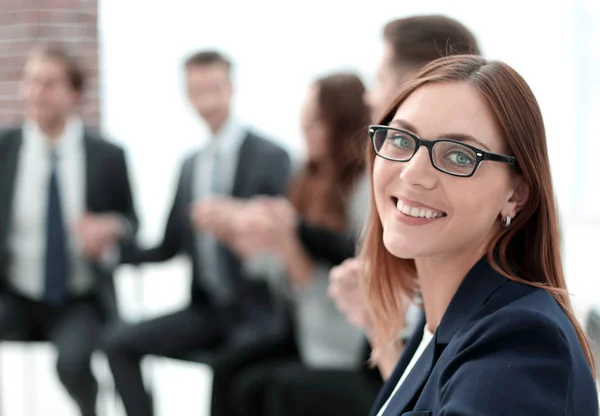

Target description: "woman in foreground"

left=362, top=54, right=598, bottom=415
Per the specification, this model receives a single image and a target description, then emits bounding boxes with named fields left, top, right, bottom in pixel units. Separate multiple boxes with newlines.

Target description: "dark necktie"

left=44, top=150, right=69, bottom=305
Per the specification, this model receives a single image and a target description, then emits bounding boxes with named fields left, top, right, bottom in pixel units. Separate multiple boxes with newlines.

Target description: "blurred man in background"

left=366, top=14, right=480, bottom=118
left=0, top=44, right=138, bottom=416
left=103, top=50, right=292, bottom=416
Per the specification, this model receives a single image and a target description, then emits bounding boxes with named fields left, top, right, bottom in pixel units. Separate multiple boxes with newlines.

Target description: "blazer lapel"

left=231, top=133, right=253, bottom=197
left=83, top=134, right=99, bottom=211
left=370, top=312, right=426, bottom=416
left=373, top=257, right=508, bottom=415
left=0, top=131, right=23, bottom=247
left=435, top=256, right=507, bottom=344
left=382, top=331, right=436, bottom=415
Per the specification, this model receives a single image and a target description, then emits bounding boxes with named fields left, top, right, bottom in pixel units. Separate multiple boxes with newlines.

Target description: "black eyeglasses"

left=368, top=125, right=517, bottom=178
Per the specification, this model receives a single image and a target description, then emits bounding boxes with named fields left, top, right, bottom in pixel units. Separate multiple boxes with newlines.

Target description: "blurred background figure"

left=367, top=14, right=481, bottom=120
left=200, top=72, right=376, bottom=416
left=298, top=15, right=480, bottom=270
left=102, top=50, right=291, bottom=416
left=0, top=44, right=138, bottom=416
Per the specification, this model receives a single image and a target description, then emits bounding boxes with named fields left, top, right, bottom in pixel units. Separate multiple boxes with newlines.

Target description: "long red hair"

left=360, top=54, right=595, bottom=376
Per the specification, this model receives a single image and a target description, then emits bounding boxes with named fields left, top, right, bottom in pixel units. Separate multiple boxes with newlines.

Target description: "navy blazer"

left=372, top=257, right=598, bottom=416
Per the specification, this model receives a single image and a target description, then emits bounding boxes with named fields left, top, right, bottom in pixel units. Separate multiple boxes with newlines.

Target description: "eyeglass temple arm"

left=482, top=152, right=517, bottom=166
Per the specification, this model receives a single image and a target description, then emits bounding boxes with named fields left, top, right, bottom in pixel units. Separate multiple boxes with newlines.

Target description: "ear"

left=501, top=176, right=529, bottom=219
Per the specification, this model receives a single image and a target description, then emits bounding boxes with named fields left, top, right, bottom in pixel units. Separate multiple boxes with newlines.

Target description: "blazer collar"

left=372, top=256, right=509, bottom=415
left=435, top=255, right=508, bottom=344
left=231, top=132, right=252, bottom=197
left=370, top=312, right=427, bottom=416
left=0, top=131, right=23, bottom=248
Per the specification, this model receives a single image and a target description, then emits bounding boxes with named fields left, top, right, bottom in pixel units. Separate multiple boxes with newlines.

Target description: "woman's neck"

left=415, top=246, right=487, bottom=333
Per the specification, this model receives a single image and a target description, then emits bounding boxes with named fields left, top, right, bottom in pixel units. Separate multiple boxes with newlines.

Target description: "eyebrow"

left=389, top=118, right=492, bottom=152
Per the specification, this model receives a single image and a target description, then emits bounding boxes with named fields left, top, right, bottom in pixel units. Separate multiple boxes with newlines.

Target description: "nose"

left=398, top=147, right=437, bottom=189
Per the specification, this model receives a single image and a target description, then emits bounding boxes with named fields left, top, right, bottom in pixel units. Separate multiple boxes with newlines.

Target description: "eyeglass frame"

left=368, top=125, right=518, bottom=178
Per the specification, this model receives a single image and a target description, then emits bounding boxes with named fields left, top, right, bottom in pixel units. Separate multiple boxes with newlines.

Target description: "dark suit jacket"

left=0, top=127, right=138, bottom=320
left=125, top=131, right=291, bottom=311
left=371, top=257, right=598, bottom=416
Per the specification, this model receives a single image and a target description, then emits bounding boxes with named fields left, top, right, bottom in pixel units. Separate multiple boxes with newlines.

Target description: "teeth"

left=395, top=199, right=444, bottom=219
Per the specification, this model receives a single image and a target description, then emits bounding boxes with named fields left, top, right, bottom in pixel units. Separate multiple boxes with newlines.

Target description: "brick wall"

left=0, top=0, right=99, bottom=128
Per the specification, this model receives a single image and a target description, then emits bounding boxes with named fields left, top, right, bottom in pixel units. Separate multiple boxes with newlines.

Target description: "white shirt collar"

left=207, top=116, right=246, bottom=154
left=23, top=116, right=84, bottom=157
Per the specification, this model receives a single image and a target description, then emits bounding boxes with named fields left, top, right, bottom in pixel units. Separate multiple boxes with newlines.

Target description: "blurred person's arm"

left=245, top=197, right=318, bottom=288
left=329, top=257, right=415, bottom=380
left=261, top=148, right=360, bottom=267
left=297, top=174, right=369, bottom=267
left=111, top=147, right=139, bottom=237
left=121, top=158, right=192, bottom=265
left=298, top=220, right=357, bottom=266
left=278, top=228, right=318, bottom=288
left=260, top=147, right=292, bottom=197
left=77, top=146, right=139, bottom=265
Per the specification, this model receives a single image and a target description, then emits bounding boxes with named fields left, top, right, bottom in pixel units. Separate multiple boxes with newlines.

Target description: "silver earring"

left=502, top=215, right=511, bottom=228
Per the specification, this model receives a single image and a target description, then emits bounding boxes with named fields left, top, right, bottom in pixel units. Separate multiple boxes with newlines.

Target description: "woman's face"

left=373, top=81, right=525, bottom=261
left=301, top=85, right=330, bottom=162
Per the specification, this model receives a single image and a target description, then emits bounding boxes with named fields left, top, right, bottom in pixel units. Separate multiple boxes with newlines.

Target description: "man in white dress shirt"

left=0, top=44, right=138, bottom=416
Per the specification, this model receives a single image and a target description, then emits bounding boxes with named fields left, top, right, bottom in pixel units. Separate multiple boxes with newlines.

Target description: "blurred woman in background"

left=205, top=72, right=378, bottom=416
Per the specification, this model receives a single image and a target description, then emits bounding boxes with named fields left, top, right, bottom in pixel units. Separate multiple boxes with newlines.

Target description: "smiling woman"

left=362, top=55, right=599, bottom=416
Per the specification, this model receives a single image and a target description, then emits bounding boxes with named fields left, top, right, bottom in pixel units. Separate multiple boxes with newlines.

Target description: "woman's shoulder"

left=462, top=281, right=580, bottom=357
left=435, top=287, right=597, bottom=414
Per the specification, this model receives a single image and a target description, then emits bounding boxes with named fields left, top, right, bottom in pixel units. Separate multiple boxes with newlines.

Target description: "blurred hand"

left=77, top=213, right=124, bottom=261
left=190, top=196, right=242, bottom=241
left=242, top=197, right=298, bottom=250
left=230, top=199, right=287, bottom=254
left=328, top=256, right=373, bottom=333
left=190, top=196, right=300, bottom=258
left=259, top=197, right=298, bottom=233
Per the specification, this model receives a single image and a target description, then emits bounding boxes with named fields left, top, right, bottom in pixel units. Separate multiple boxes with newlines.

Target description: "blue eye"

left=391, top=135, right=414, bottom=149
left=446, top=151, right=475, bottom=166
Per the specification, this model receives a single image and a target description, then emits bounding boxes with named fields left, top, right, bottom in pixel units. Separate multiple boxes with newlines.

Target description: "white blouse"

left=377, top=325, right=434, bottom=416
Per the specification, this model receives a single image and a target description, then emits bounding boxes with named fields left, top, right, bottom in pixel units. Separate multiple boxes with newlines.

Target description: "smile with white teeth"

left=396, top=199, right=446, bottom=219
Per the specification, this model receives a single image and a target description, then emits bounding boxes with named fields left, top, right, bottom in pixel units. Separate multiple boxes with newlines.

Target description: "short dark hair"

left=27, top=43, right=86, bottom=92
left=184, top=50, right=232, bottom=72
left=384, top=15, right=481, bottom=69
